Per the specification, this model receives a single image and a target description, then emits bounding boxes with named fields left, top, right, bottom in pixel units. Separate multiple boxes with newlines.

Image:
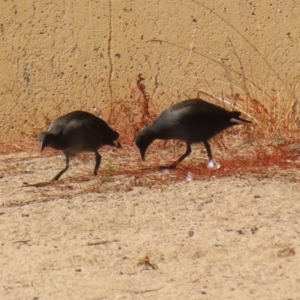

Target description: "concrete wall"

left=1, top=0, right=299, bottom=141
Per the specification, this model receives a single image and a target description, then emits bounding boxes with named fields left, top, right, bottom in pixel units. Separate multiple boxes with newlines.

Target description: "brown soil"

left=0, top=144, right=300, bottom=299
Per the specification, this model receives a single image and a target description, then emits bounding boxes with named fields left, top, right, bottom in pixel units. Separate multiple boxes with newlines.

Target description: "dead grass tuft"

left=1, top=73, right=299, bottom=187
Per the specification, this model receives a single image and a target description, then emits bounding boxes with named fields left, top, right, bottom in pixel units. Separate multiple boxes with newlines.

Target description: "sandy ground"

left=0, top=149, right=300, bottom=300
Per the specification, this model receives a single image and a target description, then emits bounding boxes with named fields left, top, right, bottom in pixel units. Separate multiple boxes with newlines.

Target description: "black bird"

left=135, top=99, right=251, bottom=169
left=39, top=111, right=121, bottom=180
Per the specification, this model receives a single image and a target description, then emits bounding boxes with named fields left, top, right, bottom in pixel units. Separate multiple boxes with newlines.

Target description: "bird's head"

left=135, top=130, right=154, bottom=161
left=38, top=132, right=54, bottom=152
left=107, top=130, right=121, bottom=148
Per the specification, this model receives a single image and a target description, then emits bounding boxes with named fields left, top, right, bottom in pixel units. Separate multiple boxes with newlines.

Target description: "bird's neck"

left=49, top=133, right=68, bottom=150
left=144, top=125, right=162, bottom=141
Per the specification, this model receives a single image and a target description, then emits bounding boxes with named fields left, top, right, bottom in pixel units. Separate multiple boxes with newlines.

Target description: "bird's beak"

left=113, top=139, right=121, bottom=148
left=40, top=141, right=45, bottom=152
left=140, top=148, right=146, bottom=161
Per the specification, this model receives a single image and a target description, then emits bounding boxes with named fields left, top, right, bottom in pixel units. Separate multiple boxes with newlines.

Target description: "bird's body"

left=135, top=99, right=251, bottom=168
left=39, top=111, right=121, bottom=180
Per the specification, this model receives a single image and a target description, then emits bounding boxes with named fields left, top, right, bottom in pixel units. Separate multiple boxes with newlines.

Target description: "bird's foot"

left=207, top=160, right=221, bottom=169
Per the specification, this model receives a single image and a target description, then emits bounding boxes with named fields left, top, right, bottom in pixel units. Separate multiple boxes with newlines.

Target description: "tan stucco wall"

left=1, top=1, right=299, bottom=141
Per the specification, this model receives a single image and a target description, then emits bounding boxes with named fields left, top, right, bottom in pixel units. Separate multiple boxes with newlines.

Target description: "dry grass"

left=1, top=73, right=299, bottom=190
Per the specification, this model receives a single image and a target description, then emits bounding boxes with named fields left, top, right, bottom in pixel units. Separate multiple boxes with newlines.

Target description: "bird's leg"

left=203, top=141, right=220, bottom=169
left=94, top=151, right=101, bottom=175
left=161, top=142, right=192, bottom=169
left=177, top=142, right=192, bottom=163
left=52, top=154, right=70, bottom=181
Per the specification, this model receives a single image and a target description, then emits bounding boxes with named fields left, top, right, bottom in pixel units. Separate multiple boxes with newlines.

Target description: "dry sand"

left=0, top=149, right=300, bottom=300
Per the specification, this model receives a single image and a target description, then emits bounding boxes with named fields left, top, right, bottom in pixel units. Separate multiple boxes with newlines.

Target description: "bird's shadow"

left=22, top=174, right=100, bottom=187
left=22, top=181, right=58, bottom=188
left=158, top=164, right=177, bottom=170
left=139, top=164, right=178, bottom=172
